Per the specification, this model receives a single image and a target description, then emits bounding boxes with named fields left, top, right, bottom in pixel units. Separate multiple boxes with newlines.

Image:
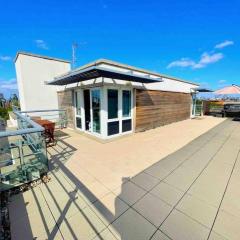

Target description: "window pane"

left=76, top=117, right=82, bottom=129
left=108, top=121, right=119, bottom=136
left=108, top=89, right=118, bottom=119
left=91, top=89, right=101, bottom=133
left=122, top=119, right=132, bottom=132
left=122, top=90, right=131, bottom=117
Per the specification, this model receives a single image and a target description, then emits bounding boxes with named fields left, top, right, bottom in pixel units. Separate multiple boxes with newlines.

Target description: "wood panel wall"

left=135, top=89, right=191, bottom=132
left=57, top=90, right=75, bottom=128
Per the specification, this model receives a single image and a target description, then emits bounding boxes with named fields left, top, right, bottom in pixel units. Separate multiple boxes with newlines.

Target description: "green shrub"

left=0, top=107, right=10, bottom=120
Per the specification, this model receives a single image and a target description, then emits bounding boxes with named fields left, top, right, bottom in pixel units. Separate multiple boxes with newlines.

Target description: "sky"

left=0, top=0, right=239, bottom=98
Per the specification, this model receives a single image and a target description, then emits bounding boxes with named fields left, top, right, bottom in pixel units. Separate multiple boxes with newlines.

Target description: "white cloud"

left=192, top=52, right=224, bottom=69
left=0, top=55, right=12, bottom=61
left=167, top=40, right=233, bottom=70
left=217, top=79, right=228, bottom=88
left=167, top=52, right=224, bottom=69
left=218, top=79, right=226, bottom=84
left=215, top=40, right=234, bottom=49
left=0, top=78, right=18, bottom=90
left=199, top=81, right=211, bottom=89
left=35, top=39, right=48, bottom=50
left=167, top=58, right=195, bottom=69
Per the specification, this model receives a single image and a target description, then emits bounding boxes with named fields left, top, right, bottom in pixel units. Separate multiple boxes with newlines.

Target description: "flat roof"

left=74, top=59, right=199, bottom=86
left=14, top=51, right=71, bottom=63
left=49, top=59, right=199, bottom=86
left=47, top=65, right=162, bottom=85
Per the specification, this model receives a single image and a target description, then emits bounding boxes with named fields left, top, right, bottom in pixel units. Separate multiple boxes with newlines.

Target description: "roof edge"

left=74, top=58, right=199, bottom=86
left=14, top=51, right=71, bottom=64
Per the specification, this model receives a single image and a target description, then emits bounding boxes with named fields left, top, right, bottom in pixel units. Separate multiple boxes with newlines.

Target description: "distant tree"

left=0, top=93, right=6, bottom=108
left=0, top=107, right=9, bottom=120
left=9, top=94, right=19, bottom=108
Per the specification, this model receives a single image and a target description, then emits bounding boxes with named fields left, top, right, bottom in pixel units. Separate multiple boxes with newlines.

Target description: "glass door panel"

left=75, top=91, right=82, bottom=129
left=191, top=93, right=196, bottom=117
left=91, top=89, right=101, bottom=133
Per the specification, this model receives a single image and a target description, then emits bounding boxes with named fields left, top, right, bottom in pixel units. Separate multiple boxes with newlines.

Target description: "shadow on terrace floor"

left=10, top=119, right=231, bottom=240
left=44, top=133, right=123, bottom=239
left=10, top=130, right=128, bottom=239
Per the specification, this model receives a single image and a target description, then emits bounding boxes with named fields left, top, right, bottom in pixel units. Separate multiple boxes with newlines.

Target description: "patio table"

left=34, top=119, right=55, bottom=145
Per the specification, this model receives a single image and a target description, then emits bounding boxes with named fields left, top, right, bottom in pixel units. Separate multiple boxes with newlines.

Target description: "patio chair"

left=43, top=122, right=56, bottom=147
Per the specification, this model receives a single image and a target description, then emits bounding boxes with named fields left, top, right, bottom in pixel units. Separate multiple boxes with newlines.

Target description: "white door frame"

left=191, top=92, right=197, bottom=118
left=74, top=89, right=84, bottom=130
left=103, top=85, right=134, bottom=139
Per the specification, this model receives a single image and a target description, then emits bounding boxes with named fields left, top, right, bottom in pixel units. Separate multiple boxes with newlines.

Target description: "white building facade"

left=15, top=52, right=71, bottom=111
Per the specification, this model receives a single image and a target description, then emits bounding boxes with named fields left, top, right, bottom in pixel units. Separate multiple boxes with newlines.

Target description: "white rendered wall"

left=98, top=63, right=198, bottom=93
left=146, top=77, right=198, bottom=93
left=15, top=54, right=71, bottom=111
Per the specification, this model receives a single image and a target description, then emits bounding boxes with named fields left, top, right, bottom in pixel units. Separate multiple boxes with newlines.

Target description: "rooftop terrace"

left=6, top=116, right=240, bottom=240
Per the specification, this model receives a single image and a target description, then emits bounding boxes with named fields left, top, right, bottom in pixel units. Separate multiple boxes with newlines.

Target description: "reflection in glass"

left=91, top=89, right=101, bottom=133
left=122, top=90, right=131, bottom=117
left=108, top=89, right=118, bottom=119
left=75, top=92, right=81, bottom=116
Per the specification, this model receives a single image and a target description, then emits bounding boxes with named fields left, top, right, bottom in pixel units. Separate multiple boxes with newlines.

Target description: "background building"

left=15, top=52, right=71, bottom=111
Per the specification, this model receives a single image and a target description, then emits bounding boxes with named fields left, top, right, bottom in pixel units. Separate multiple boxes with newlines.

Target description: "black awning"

left=47, top=66, right=162, bottom=85
left=193, top=87, right=213, bottom=93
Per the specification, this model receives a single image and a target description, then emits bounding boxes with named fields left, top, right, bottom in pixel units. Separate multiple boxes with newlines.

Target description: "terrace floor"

left=9, top=116, right=240, bottom=240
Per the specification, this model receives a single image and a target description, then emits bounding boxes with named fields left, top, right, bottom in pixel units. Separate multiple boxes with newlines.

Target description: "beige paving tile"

left=40, top=184, right=89, bottom=221
left=97, top=172, right=129, bottom=191
left=212, top=209, right=240, bottom=240
left=10, top=188, right=50, bottom=221
left=150, top=181, right=184, bottom=206
left=59, top=206, right=106, bottom=240
left=208, top=231, right=228, bottom=240
left=188, top=175, right=229, bottom=207
left=50, top=231, right=64, bottom=240
left=160, top=209, right=210, bottom=240
left=151, top=230, right=172, bottom=240
left=10, top=188, right=57, bottom=240
left=176, top=194, right=217, bottom=228
left=90, top=192, right=129, bottom=225
left=164, top=166, right=199, bottom=191
left=131, top=172, right=160, bottom=191
left=220, top=182, right=240, bottom=218
left=144, top=164, right=171, bottom=180
left=133, top=193, right=172, bottom=227
left=66, top=164, right=98, bottom=186
left=93, top=228, right=118, bottom=240
left=86, top=181, right=111, bottom=200
left=111, top=208, right=157, bottom=240
left=113, top=181, right=146, bottom=206
left=75, top=185, right=99, bottom=204
left=148, top=152, right=186, bottom=172
left=42, top=172, right=75, bottom=195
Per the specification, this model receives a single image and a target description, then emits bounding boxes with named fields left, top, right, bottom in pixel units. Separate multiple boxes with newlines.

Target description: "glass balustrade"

left=0, top=109, right=67, bottom=192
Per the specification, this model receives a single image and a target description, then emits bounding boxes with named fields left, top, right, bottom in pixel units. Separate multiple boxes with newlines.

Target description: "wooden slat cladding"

left=57, top=90, right=74, bottom=128
left=135, top=90, right=191, bottom=132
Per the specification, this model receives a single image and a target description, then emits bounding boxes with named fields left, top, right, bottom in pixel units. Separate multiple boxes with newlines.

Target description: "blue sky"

left=0, top=0, right=239, bottom=98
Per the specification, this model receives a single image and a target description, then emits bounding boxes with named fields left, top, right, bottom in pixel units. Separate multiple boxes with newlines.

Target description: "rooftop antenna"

left=72, top=42, right=78, bottom=69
